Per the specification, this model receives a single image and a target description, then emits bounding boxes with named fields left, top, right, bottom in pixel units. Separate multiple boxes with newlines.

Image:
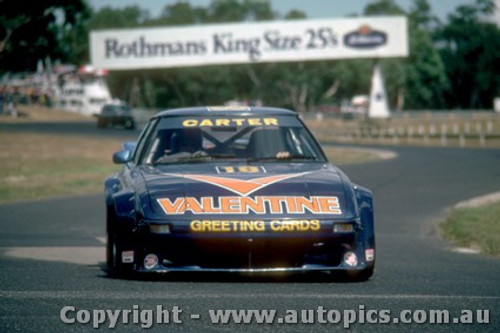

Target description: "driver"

left=172, top=128, right=203, bottom=154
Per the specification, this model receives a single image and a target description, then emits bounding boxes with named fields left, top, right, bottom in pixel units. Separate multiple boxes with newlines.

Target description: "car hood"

left=139, top=163, right=358, bottom=220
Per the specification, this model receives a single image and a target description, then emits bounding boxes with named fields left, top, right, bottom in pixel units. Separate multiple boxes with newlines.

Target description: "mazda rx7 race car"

left=105, top=106, right=375, bottom=281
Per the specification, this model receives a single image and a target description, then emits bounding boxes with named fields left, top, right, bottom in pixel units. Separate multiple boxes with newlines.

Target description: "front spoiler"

left=135, top=263, right=371, bottom=274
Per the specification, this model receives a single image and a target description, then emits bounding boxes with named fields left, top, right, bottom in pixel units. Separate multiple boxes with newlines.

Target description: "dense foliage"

left=1, top=0, right=499, bottom=110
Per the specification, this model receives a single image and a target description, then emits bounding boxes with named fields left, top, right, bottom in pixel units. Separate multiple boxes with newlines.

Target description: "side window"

left=133, top=118, right=158, bottom=164
left=143, top=129, right=176, bottom=163
left=296, top=128, right=323, bottom=159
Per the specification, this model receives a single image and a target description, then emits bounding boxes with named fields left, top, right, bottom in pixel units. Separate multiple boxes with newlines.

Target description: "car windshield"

left=112, top=105, right=130, bottom=112
left=138, top=115, right=326, bottom=165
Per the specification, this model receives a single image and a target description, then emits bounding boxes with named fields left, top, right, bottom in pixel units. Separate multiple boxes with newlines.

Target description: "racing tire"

left=106, top=207, right=134, bottom=276
left=106, top=229, right=136, bottom=276
left=344, top=267, right=374, bottom=282
left=97, top=117, right=108, bottom=128
left=124, top=119, right=136, bottom=130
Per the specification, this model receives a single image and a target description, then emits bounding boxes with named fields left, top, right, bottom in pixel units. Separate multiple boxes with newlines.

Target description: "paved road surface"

left=1, top=121, right=499, bottom=332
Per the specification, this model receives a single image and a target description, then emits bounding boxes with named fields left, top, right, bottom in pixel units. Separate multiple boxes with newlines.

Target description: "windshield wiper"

left=154, top=152, right=239, bottom=165
left=247, top=154, right=317, bottom=162
left=206, top=153, right=238, bottom=159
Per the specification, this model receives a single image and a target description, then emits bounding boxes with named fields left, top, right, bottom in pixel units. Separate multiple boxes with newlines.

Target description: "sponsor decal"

left=121, top=251, right=134, bottom=263
left=207, top=106, right=250, bottom=112
left=157, top=173, right=342, bottom=215
left=343, top=25, right=387, bottom=49
left=182, top=117, right=278, bottom=127
left=171, top=173, right=306, bottom=196
left=216, top=166, right=266, bottom=174
left=365, top=248, right=375, bottom=262
left=190, top=219, right=321, bottom=232
left=158, top=195, right=341, bottom=215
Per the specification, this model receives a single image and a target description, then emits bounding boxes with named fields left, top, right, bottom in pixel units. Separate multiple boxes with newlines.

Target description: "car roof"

left=153, top=106, right=297, bottom=118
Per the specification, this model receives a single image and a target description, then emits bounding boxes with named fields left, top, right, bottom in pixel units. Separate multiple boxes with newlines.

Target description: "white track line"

left=2, top=247, right=104, bottom=265
left=0, top=291, right=499, bottom=300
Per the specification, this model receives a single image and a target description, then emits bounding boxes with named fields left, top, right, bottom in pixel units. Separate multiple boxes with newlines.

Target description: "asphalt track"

left=1, top=121, right=500, bottom=332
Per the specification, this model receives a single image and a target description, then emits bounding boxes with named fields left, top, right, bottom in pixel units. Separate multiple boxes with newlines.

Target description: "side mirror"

left=113, top=150, right=132, bottom=164
left=113, top=141, right=137, bottom=164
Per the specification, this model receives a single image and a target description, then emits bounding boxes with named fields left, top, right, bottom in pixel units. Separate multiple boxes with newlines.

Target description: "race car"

left=105, top=106, right=375, bottom=280
left=97, top=104, right=136, bottom=130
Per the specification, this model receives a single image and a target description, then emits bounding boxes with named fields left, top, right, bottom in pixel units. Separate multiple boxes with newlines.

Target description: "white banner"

left=90, top=16, right=408, bottom=70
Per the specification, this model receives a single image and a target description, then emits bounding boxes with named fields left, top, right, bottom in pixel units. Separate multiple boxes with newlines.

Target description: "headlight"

left=333, top=223, right=354, bottom=233
left=144, top=253, right=159, bottom=269
left=150, top=224, right=171, bottom=234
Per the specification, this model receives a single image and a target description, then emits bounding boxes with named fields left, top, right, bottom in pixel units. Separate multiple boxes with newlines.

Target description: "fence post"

left=441, top=124, right=448, bottom=147
left=459, top=133, right=466, bottom=147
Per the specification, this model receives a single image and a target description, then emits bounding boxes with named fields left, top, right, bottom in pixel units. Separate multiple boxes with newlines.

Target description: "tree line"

left=1, top=0, right=499, bottom=111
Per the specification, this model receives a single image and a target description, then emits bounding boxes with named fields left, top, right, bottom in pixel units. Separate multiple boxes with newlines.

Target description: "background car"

left=105, top=106, right=375, bottom=281
left=97, top=104, right=136, bottom=129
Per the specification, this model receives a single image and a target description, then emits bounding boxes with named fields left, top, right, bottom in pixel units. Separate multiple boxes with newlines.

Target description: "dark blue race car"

left=105, top=106, right=375, bottom=280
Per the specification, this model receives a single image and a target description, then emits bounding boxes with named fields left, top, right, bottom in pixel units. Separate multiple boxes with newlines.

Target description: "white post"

left=487, top=121, right=493, bottom=134
left=441, top=124, right=448, bottom=147
left=459, top=133, right=466, bottom=147
left=368, top=63, right=390, bottom=119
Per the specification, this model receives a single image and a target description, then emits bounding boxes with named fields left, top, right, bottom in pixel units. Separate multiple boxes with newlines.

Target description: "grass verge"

left=323, top=146, right=384, bottom=165
left=0, top=131, right=122, bottom=202
left=441, top=202, right=500, bottom=257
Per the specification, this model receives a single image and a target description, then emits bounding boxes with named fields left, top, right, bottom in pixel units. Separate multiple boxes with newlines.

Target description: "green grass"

left=0, top=130, right=122, bottom=203
left=323, top=147, right=382, bottom=166
left=441, top=202, right=500, bottom=257
left=0, top=156, right=120, bottom=202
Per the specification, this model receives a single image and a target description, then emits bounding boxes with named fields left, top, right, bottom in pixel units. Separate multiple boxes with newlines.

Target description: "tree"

left=363, top=0, right=405, bottom=16
left=284, top=10, right=307, bottom=20
left=403, top=0, right=449, bottom=109
left=0, top=0, right=90, bottom=73
left=363, top=0, right=450, bottom=110
left=436, top=0, right=500, bottom=108
left=88, top=5, right=149, bottom=30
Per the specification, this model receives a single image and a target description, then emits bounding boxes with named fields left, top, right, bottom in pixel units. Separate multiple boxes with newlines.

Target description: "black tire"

left=106, top=229, right=118, bottom=271
left=106, top=206, right=133, bottom=275
left=328, top=266, right=374, bottom=282
left=124, top=118, right=136, bottom=130
left=97, top=117, right=108, bottom=128
left=106, top=206, right=118, bottom=271
left=345, top=267, right=374, bottom=282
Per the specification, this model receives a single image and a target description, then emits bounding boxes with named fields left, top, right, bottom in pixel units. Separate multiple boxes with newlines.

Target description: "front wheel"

left=344, top=266, right=374, bottom=282
left=106, top=230, right=119, bottom=271
left=123, top=118, right=136, bottom=130
left=106, top=207, right=133, bottom=275
left=106, top=229, right=136, bottom=275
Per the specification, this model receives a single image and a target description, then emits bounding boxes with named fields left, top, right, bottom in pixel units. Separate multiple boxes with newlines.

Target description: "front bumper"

left=135, top=264, right=371, bottom=274
left=119, top=220, right=374, bottom=274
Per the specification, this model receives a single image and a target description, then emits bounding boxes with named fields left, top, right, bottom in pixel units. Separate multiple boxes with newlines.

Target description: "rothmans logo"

left=344, top=25, right=387, bottom=49
left=156, top=173, right=342, bottom=215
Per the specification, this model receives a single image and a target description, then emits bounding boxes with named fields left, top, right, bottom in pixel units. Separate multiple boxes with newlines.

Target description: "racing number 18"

left=218, top=166, right=262, bottom=173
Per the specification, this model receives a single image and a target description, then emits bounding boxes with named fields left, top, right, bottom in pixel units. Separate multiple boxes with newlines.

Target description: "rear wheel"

left=97, top=117, right=108, bottom=128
